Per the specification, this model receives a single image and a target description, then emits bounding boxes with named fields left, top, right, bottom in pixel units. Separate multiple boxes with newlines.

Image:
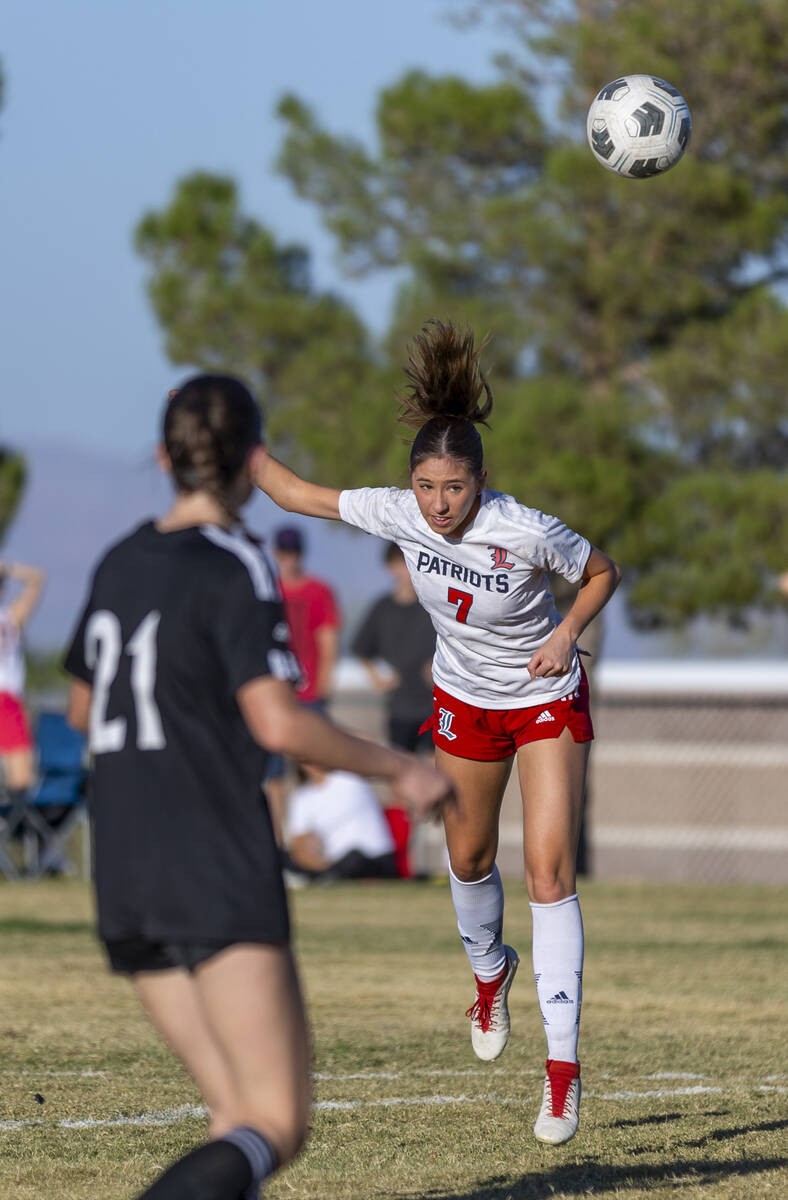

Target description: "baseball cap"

left=274, top=527, right=304, bottom=552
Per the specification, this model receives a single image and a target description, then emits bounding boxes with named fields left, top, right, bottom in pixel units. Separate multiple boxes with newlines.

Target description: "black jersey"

left=351, top=595, right=435, bottom=720
left=64, top=521, right=300, bottom=946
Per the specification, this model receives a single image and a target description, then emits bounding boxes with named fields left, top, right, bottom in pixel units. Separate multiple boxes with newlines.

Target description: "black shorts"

left=104, top=937, right=238, bottom=975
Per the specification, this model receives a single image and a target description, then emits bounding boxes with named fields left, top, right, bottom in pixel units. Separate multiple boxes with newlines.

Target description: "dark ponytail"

left=399, top=320, right=493, bottom=476
left=163, top=375, right=263, bottom=520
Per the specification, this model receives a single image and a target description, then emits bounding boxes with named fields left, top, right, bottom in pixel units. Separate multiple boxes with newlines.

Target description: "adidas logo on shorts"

left=535, top=710, right=555, bottom=724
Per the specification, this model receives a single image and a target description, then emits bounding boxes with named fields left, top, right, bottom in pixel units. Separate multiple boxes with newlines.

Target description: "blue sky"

left=3, top=3, right=785, bottom=657
left=1, top=0, right=505, bottom=458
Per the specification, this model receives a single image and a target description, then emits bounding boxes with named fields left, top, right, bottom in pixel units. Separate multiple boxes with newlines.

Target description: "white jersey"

left=286, top=771, right=395, bottom=863
left=0, top=609, right=25, bottom=696
left=338, top=487, right=591, bottom=709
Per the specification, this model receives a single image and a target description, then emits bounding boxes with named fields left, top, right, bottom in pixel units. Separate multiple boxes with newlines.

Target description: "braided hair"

left=399, top=320, right=493, bottom=476
left=163, top=375, right=263, bottom=522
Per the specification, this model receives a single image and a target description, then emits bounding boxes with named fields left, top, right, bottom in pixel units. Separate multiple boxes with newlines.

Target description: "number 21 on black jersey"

left=85, top=609, right=166, bottom=753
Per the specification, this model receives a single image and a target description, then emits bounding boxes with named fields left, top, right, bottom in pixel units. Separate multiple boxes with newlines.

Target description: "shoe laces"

left=465, top=972, right=505, bottom=1032
left=465, top=992, right=494, bottom=1032
left=544, top=1061, right=578, bottom=1118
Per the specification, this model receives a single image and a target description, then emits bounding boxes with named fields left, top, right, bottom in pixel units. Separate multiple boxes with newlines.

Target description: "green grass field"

left=0, top=878, right=786, bottom=1199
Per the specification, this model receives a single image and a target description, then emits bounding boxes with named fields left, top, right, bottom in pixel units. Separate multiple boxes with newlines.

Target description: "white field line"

left=2, top=1082, right=786, bottom=1132
left=315, top=1094, right=521, bottom=1112
left=313, top=1067, right=544, bottom=1081
left=645, top=1072, right=707, bottom=1080
left=587, top=1086, right=725, bottom=1100
left=0, top=1104, right=208, bottom=1131
left=1, top=1069, right=107, bottom=1078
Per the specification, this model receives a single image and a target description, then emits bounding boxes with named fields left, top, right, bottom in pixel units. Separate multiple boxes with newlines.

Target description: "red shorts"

left=0, top=691, right=33, bottom=753
left=421, top=666, right=593, bottom=761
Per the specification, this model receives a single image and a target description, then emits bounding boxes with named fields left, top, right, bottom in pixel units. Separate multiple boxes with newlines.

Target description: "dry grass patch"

left=0, top=879, right=785, bottom=1198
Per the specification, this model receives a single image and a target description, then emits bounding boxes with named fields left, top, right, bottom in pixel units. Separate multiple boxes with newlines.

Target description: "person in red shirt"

left=266, top=527, right=341, bottom=842
left=273, top=527, right=341, bottom=707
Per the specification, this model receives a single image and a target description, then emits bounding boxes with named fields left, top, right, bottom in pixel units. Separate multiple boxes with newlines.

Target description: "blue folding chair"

left=0, top=783, right=21, bottom=879
left=17, top=712, right=91, bottom=878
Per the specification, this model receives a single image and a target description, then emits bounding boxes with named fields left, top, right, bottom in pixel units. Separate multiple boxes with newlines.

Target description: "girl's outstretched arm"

left=239, top=675, right=454, bottom=822
left=250, top=447, right=342, bottom=520
left=0, top=561, right=46, bottom=630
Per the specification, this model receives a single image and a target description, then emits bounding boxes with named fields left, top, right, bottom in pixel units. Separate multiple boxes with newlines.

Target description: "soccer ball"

left=586, top=75, right=691, bottom=178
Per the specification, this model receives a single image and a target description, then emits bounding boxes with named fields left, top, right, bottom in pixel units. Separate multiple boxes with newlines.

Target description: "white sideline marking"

left=314, top=1072, right=397, bottom=1081
left=2, top=1069, right=106, bottom=1078
left=588, top=1086, right=725, bottom=1100
left=645, top=1072, right=707, bottom=1080
left=62, top=1104, right=208, bottom=1129
left=313, top=1068, right=543, bottom=1082
left=2, top=1081, right=784, bottom=1132
left=0, top=1104, right=208, bottom=1131
left=315, top=1094, right=520, bottom=1112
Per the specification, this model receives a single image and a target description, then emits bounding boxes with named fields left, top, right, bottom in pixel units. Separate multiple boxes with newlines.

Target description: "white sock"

left=449, top=866, right=506, bottom=981
left=530, top=893, right=584, bottom=1062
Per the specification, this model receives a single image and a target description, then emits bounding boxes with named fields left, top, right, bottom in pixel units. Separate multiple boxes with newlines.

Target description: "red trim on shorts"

left=423, top=665, right=593, bottom=761
left=0, top=691, right=33, bottom=752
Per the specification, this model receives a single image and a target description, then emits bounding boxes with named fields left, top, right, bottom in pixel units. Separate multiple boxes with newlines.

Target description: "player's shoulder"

left=196, top=525, right=279, bottom=601
left=90, top=521, right=158, bottom=580
left=343, top=485, right=413, bottom=512
left=382, top=486, right=425, bottom=527
left=303, top=574, right=337, bottom=601
left=369, top=591, right=396, bottom=616
left=482, top=490, right=571, bottom=542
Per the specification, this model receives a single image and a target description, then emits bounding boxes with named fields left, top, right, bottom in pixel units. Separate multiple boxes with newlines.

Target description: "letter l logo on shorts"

left=437, top=708, right=457, bottom=740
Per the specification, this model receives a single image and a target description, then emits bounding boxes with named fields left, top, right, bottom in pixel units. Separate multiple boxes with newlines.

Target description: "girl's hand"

left=526, top=628, right=576, bottom=679
left=391, top=759, right=455, bottom=823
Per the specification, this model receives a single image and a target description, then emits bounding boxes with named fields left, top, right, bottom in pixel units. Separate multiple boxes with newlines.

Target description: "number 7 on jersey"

left=448, top=587, right=473, bottom=624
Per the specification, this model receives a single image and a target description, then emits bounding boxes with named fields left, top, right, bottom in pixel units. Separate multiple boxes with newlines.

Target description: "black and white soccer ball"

left=586, top=75, right=691, bottom=178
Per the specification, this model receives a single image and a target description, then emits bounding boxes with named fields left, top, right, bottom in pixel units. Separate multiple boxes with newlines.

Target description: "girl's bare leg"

left=518, top=728, right=588, bottom=1144
left=132, top=969, right=237, bottom=1139
left=517, top=728, right=589, bottom=903
left=3, top=748, right=34, bottom=790
left=435, top=749, right=518, bottom=1059
left=435, top=747, right=512, bottom=879
left=194, top=943, right=312, bottom=1164
left=132, top=944, right=311, bottom=1198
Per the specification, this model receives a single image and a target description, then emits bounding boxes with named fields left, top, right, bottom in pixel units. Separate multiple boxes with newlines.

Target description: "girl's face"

left=411, top=455, right=486, bottom=538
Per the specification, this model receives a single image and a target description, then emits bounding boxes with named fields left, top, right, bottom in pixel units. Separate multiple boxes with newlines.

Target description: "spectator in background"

left=284, top=765, right=397, bottom=884
left=0, top=560, right=46, bottom=794
left=266, top=527, right=341, bottom=842
left=273, top=527, right=341, bottom=711
left=353, top=543, right=436, bottom=753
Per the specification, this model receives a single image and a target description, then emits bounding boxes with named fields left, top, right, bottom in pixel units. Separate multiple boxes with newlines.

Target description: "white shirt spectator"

left=286, top=771, right=395, bottom=864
